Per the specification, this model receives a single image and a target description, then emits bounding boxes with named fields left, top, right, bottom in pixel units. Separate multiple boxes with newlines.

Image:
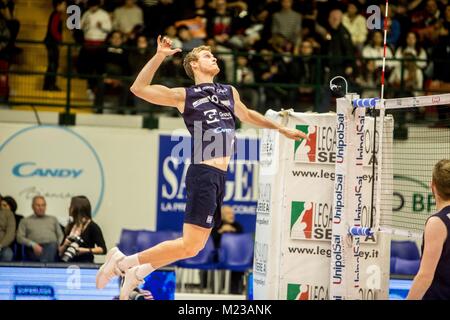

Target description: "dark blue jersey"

left=181, top=83, right=236, bottom=163
left=422, top=205, right=450, bottom=300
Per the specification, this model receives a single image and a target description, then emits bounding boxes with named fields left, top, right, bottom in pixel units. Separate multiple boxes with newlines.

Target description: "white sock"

left=135, top=263, right=155, bottom=280
left=117, top=254, right=140, bottom=272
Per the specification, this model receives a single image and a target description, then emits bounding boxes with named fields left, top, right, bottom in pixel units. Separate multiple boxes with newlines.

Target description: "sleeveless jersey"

left=182, top=83, right=236, bottom=163
left=422, top=205, right=450, bottom=299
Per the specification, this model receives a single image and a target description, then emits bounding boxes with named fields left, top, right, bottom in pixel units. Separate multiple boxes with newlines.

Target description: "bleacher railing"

left=1, top=39, right=445, bottom=127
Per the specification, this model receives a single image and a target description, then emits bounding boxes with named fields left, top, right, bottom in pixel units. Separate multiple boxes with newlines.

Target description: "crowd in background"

left=0, top=193, right=106, bottom=263
left=54, top=0, right=450, bottom=114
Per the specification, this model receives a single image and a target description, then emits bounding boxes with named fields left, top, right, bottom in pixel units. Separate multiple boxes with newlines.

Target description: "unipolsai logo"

left=287, top=283, right=328, bottom=300
left=294, top=125, right=317, bottom=163
left=290, top=201, right=332, bottom=241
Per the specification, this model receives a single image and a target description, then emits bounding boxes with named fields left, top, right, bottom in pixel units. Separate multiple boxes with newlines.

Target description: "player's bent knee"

left=181, top=243, right=202, bottom=258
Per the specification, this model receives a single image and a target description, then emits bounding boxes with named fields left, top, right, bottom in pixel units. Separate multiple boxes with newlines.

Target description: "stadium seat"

left=135, top=230, right=181, bottom=252
left=217, top=233, right=254, bottom=294
left=117, top=229, right=140, bottom=255
left=390, top=240, right=420, bottom=260
left=393, top=257, right=420, bottom=275
left=218, top=233, right=254, bottom=272
left=176, top=237, right=218, bottom=293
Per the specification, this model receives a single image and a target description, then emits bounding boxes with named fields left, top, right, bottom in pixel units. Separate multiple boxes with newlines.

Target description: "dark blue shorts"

left=185, top=164, right=227, bottom=229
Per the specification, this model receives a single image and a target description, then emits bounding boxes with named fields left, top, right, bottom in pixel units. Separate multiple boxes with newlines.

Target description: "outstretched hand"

left=157, top=35, right=182, bottom=57
left=279, top=126, right=308, bottom=141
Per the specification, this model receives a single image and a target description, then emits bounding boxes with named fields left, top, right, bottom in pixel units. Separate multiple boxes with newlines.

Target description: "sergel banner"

left=156, top=134, right=259, bottom=232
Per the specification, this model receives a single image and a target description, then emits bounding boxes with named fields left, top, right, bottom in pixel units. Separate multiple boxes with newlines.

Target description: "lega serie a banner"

left=254, top=108, right=392, bottom=300
left=156, top=133, right=260, bottom=232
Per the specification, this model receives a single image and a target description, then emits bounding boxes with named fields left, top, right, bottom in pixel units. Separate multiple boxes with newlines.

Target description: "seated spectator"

left=59, top=196, right=106, bottom=263
left=1, top=195, right=23, bottom=260
left=0, top=207, right=15, bottom=262
left=16, top=196, right=63, bottom=263
left=112, top=0, right=143, bottom=41
left=211, top=205, right=244, bottom=294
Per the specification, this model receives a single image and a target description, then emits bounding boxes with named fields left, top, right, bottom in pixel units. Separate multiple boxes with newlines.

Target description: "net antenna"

left=371, top=0, right=390, bottom=234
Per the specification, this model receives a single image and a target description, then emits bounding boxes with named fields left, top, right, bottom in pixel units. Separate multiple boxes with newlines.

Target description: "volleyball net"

left=371, top=93, right=450, bottom=239
left=347, top=93, right=450, bottom=241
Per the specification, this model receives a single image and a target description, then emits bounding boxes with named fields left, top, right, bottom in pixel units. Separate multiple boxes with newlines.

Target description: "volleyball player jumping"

left=95, top=35, right=306, bottom=299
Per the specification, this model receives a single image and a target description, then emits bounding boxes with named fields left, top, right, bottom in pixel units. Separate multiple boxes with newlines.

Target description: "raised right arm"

left=130, top=35, right=186, bottom=112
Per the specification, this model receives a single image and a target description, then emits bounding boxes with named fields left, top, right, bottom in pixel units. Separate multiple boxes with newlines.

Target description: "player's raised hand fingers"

left=157, top=35, right=162, bottom=45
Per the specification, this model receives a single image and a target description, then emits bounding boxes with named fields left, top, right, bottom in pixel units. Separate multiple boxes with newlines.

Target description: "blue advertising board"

left=156, top=134, right=259, bottom=232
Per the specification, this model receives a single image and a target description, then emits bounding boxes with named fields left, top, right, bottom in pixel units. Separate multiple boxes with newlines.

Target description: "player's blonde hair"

left=183, top=45, right=212, bottom=80
left=432, top=159, right=450, bottom=200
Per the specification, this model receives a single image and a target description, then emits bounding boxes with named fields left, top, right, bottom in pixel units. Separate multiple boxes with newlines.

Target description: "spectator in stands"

left=96, top=30, right=129, bottom=113
left=212, top=205, right=243, bottom=294
left=395, top=31, right=428, bottom=70
left=1, top=195, right=23, bottom=260
left=181, top=0, right=209, bottom=20
left=253, top=48, right=288, bottom=111
left=0, top=0, right=21, bottom=55
left=380, top=3, right=402, bottom=48
left=428, top=4, right=450, bottom=125
left=407, top=159, right=450, bottom=300
left=0, top=6, right=11, bottom=61
left=316, top=8, right=355, bottom=112
left=1, top=195, right=22, bottom=231
left=296, top=39, right=318, bottom=109
left=178, top=25, right=204, bottom=51
left=389, top=51, right=424, bottom=97
left=318, top=9, right=355, bottom=80
left=342, top=1, right=367, bottom=51
left=143, top=0, right=177, bottom=39
left=16, top=196, right=64, bottom=263
left=355, top=59, right=380, bottom=98
left=112, top=0, right=143, bottom=41
left=77, top=0, right=112, bottom=99
left=206, top=0, right=235, bottom=47
left=235, top=54, right=257, bottom=107
left=43, top=0, right=66, bottom=92
left=0, top=207, right=15, bottom=262
left=271, top=0, right=302, bottom=46
left=362, top=31, right=395, bottom=70
left=128, top=35, right=154, bottom=113
left=59, top=196, right=106, bottom=263
left=411, top=0, right=442, bottom=45
left=165, top=25, right=182, bottom=50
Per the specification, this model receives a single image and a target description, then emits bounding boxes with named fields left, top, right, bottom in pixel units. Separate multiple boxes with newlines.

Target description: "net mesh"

left=373, top=97, right=450, bottom=238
